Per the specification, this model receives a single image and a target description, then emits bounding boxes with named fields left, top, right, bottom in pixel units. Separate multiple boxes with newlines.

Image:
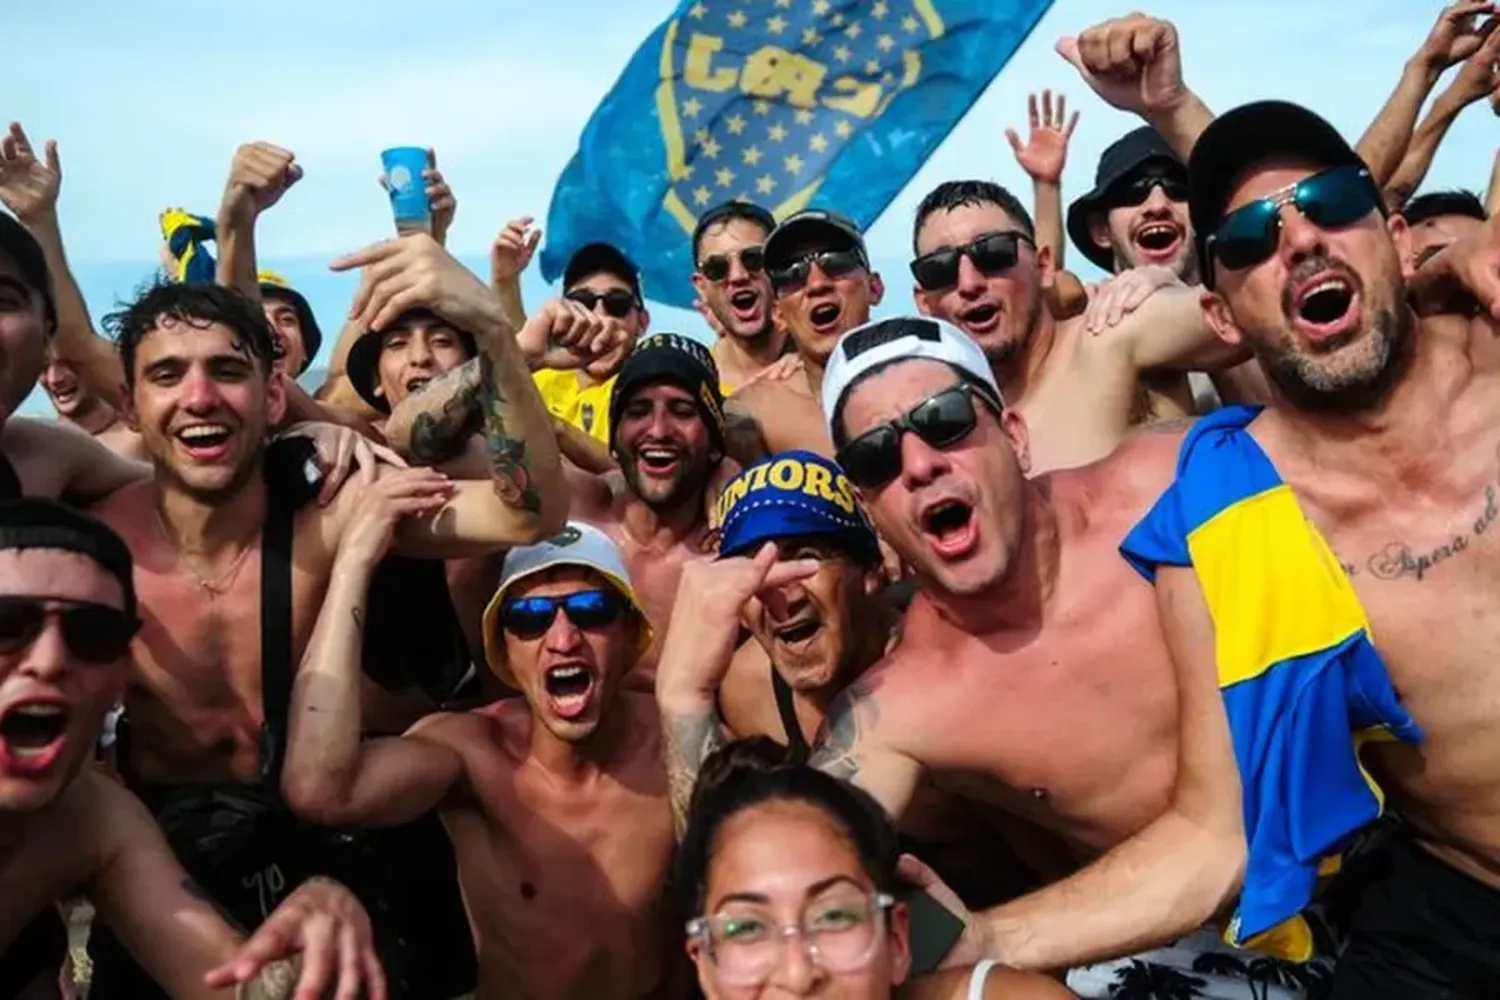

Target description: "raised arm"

left=490, top=215, right=540, bottom=332
left=1356, top=3, right=1494, bottom=195
left=330, top=234, right=570, bottom=557
left=1005, top=91, right=1078, bottom=269
left=284, top=468, right=468, bottom=828
left=1057, top=15, right=1214, bottom=163
left=0, top=124, right=126, bottom=406
left=1383, top=16, right=1500, bottom=210
left=975, top=565, right=1245, bottom=970
left=214, top=141, right=303, bottom=304
left=80, top=771, right=383, bottom=1000
left=1488, top=147, right=1500, bottom=218
left=656, top=546, right=820, bottom=834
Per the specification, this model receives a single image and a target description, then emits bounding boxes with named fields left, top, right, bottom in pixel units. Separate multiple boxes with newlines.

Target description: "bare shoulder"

left=408, top=707, right=499, bottom=750
left=64, top=769, right=162, bottom=875
left=1064, top=417, right=1188, bottom=522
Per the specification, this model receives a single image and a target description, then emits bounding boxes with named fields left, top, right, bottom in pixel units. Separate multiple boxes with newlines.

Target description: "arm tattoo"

left=237, top=956, right=303, bottom=1000
left=808, top=679, right=874, bottom=785
left=477, top=354, right=543, bottom=514
left=663, top=708, right=727, bottom=838
left=408, top=358, right=485, bottom=464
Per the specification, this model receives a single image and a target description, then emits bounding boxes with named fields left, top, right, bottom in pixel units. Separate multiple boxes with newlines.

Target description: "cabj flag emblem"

left=540, top=0, right=1055, bottom=308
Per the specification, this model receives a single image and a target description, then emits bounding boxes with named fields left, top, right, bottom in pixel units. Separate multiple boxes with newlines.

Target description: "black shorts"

left=1330, top=832, right=1500, bottom=998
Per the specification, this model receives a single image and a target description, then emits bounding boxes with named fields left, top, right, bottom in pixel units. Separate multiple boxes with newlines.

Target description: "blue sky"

left=12, top=0, right=1491, bottom=415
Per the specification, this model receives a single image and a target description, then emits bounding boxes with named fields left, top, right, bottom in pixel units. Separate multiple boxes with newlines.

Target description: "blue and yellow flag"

left=159, top=207, right=217, bottom=285
left=540, top=0, right=1053, bottom=307
left=1120, top=405, right=1422, bottom=958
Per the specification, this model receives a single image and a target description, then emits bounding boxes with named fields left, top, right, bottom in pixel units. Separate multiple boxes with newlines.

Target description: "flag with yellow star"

left=540, top=0, right=1054, bottom=308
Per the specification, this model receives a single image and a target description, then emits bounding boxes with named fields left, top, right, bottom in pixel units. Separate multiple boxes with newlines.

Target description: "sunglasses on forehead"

left=498, top=588, right=624, bottom=640
left=768, top=248, right=867, bottom=294
left=698, top=246, right=767, bottom=282
left=0, top=596, right=141, bottom=665
left=836, top=383, right=999, bottom=489
left=565, top=288, right=639, bottom=319
left=1206, top=165, right=1379, bottom=281
left=910, top=231, right=1033, bottom=292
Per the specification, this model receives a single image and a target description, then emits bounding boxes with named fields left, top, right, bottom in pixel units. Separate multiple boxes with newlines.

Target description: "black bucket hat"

left=1066, top=126, right=1186, bottom=272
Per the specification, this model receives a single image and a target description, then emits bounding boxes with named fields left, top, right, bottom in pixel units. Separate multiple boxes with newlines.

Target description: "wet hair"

left=674, top=737, right=901, bottom=915
left=1402, top=189, right=1486, bottom=227
left=912, top=180, right=1036, bottom=254
left=104, top=280, right=276, bottom=388
left=692, top=201, right=777, bottom=262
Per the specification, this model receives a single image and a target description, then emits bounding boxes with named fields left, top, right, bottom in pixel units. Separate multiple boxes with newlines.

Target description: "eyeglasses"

left=909, top=231, right=1033, bottom=292
left=498, top=589, right=624, bottom=640
left=1206, top=165, right=1379, bottom=280
left=565, top=288, right=639, bottom=319
left=837, top=384, right=995, bottom=489
left=698, top=246, right=766, bottom=282
left=0, top=596, right=141, bottom=665
left=768, top=248, right=867, bottom=294
left=689, top=891, right=894, bottom=986
left=1105, top=171, right=1189, bottom=208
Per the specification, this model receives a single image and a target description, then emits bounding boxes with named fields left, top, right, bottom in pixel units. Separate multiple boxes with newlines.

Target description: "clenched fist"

left=1057, top=14, right=1188, bottom=120
left=516, top=297, right=626, bottom=372
left=222, top=142, right=303, bottom=223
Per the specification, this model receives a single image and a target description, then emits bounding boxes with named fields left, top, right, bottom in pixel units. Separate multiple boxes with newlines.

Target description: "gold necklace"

left=154, top=509, right=254, bottom=597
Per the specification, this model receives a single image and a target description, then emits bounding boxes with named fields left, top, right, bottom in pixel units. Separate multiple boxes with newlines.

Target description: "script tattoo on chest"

left=1340, top=483, right=1499, bottom=583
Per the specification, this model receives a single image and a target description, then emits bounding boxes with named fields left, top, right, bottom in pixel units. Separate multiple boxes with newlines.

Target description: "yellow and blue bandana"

left=159, top=207, right=217, bottom=285
left=1121, top=404, right=1421, bottom=957
left=717, top=450, right=878, bottom=565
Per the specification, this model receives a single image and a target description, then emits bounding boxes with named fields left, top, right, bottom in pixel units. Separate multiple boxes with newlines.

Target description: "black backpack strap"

left=771, top=668, right=810, bottom=764
left=258, top=438, right=318, bottom=785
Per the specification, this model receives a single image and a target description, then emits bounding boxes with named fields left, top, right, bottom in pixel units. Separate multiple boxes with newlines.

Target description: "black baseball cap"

left=1188, top=101, right=1370, bottom=288
left=762, top=209, right=869, bottom=274
left=563, top=242, right=643, bottom=302
left=1066, top=127, right=1185, bottom=272
left=0, top=213, right=56, bottom=335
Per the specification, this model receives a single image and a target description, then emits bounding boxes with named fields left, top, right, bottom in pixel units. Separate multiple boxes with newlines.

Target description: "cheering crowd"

left=4, top=5, right=1500, bottom=999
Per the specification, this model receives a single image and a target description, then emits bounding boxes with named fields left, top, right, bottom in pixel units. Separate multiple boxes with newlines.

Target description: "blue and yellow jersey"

left=1120, top=404, right=1422, bottom=957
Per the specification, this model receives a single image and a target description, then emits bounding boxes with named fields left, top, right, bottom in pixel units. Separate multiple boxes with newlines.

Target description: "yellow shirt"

left=532, top=370, right=617, bottom=445
left=532, top=369, right=735, bottom=446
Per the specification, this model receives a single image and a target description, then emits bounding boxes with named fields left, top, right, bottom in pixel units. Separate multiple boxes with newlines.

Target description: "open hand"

left=1006, top=91, right=1079, bottom=186
left=0, top=123, right=61, bottom=224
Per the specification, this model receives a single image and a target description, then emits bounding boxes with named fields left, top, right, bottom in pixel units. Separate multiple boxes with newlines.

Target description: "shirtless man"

left=1072, top=85, right=1500, bottom=996
left=724, top=209, right=884, bottom=463
left=39, top=349, right=143, bottom=458
left=689, top=200, right=787, bottom=391
left=908, top=179, right=1243, bottom=474
left=0, top=498, right=383, bottom=1000
left=656, top=450, right=1040, bottom=910
left=82, top=235, right=566, bottom=997
left=284, top=520, right=677, bottom=999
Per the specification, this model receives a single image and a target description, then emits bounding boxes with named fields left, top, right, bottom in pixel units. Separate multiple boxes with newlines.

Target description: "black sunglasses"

left=910, top=231, right=1033, bottom=292
left=1104, top=172, right=1189, bottom=208
left=565, top=288, right=639, bottom=319
left=1206, top=165, right=1379, bottom=282
left=498, top=588, right=624, bottom=640
left=769, top=248, right=867, bottom=294
left=0, top=596, right=141, bottom=665
left=836, top=384, right=997, bottom=489
left=698, top=246, right=766, bottom=282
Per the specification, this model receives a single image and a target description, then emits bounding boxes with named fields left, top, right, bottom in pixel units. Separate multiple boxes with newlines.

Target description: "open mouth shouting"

left=0, top=698, right=71, bottom=776
left=1131, top=221, right=1184, bottom=265
left=772, top=615, right=823, bottom=653
left=806, top=300, right=844, bottom=337
left=176, top=423, right=234, bottom=462
left=46, top=380, right=80, bottom=407
left=1290, top=270, right=1361, bottom=347
left=957, top=301, right=1003, bottom=338
left=542, top=663, right=596, bottom=721
left=728, top=288, right=764, bottom=326
left=918, top=497, right=978, bottom=560
left=404, top=375, right=433, bottom=396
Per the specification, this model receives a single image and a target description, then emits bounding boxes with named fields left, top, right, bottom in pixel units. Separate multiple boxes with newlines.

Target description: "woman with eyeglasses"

left=677, top=739, right=1076, bottom=999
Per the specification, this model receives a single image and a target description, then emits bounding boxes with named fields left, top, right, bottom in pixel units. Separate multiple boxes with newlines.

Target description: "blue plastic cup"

left=380, top=146, right=431, bottom=234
